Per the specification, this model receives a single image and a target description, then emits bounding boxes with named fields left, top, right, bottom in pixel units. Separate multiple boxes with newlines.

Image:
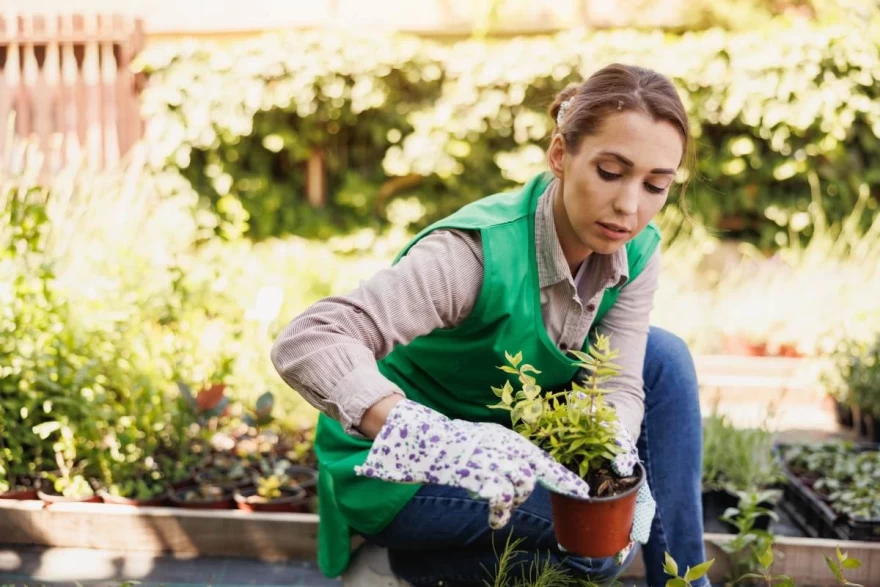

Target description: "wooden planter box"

left=2, top=500, right=879, bottom=585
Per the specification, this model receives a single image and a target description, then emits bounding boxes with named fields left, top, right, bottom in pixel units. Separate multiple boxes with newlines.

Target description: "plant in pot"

left=170, top=483, right=235, bottom=510
left=233, top=470, right=309, bottom=513
left=488, top=334, right=644, bottom=558
left=195, top=452, right=254, bottom=490
left=37, top=471, right=100, bottom=504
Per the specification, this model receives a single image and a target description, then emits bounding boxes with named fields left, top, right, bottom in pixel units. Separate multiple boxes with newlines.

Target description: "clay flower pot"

left=549, top=463, right=646, bottom=558
left=97, top=490, right=169, bottom=507
left=233, top=485, right=308, bottom=513
left=169, top=485, right=235, bottom=510
left=0, top=487, right=39, bottom=500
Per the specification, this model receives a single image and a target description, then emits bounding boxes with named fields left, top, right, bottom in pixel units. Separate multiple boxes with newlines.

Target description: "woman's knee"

left=646, top=327, right=699, bottom=399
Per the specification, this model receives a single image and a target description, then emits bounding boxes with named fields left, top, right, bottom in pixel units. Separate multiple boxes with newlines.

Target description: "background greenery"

left=137, top=23, right=880, bottom=250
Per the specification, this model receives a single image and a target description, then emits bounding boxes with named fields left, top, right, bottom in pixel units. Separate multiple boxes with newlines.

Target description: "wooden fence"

left=0, top=13, right=145, bottom=170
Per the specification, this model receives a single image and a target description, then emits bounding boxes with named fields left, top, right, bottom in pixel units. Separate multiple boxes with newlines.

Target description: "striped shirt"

left=271, top=180, right=659, bottom=439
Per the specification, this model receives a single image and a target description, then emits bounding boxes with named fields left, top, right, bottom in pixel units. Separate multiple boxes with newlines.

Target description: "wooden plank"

left=2, top=501, right=879, bottom=585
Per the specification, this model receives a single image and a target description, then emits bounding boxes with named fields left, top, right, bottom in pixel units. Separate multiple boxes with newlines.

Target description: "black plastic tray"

left=777, top=442, right=880, bottom=541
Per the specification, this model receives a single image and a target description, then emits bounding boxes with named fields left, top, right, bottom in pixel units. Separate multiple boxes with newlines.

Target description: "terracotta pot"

left=722, top=336, right=767, bottom=357
left=0, top=488, right=39, bottom=500
left=37, top=489, right=102, bottom=505
left=549, top=463, right=645, bottom=558
left=168, top=487, right=235, bottom=510
left=97, top=490, right=169, bottom=507
left=234, top=486, right=308, bottom=513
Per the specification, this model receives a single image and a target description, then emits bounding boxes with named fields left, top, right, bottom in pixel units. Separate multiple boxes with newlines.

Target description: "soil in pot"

left=169, top=484, right=234, bottom=510
left=549, top=463, right=645, bottom=558
left=234, top=485, right=308, bottom=513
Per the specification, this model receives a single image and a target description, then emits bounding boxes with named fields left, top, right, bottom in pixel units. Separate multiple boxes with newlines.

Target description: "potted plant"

left=488, top=334, right=644, bottom=558
left=37, top=472, right=101, bottom=505
left=195, top=452, right=254, bottom=490
left=169, top=483, right=235, bottom=510
left=233, top=472, right=308, bottom=513
left=97, top=475, right=169, bottom=507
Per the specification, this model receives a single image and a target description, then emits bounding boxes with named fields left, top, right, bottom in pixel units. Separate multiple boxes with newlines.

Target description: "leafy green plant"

left=718, top=490, right=779, bottom=584
left=139, top=25, right=880, bottom=250
left=489, top=334, right=633, bottom=490
left=825, top=546, right=864, bottom=587
left=737, top=542, right=794, bottom=587
left=663, top=551, right=715, bottom=587
left=702, top=411, right=784, bottom=493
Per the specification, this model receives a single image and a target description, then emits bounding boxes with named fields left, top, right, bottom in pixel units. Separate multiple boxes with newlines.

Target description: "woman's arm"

left=270, top=230, right=484, bottom=438
left=594, top=249, right=661, bottom=440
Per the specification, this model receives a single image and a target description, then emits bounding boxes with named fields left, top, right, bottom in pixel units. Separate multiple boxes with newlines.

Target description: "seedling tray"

left=778, top=442, right=880, bottom=541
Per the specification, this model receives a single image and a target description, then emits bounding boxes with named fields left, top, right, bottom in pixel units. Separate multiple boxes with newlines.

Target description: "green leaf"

left=497, top=365, right=519, bottom=375
left=663, top=552, right=679, bottom=577
left=836, top=546, right=845, bottom=562
left=826, top=555, right=844, bottom=584
left=757, top=544, right=774, bottom=569
left=505, top=350, right=522, bottom=368
left=841, top=558, right=862, bottom=570
left=775, top=575, right=794, bottom=587
left=491, top=386, right=504, bottom=398
left=685, top=559, right=714, bottom=581
left=665, top=579, right=687, bottom=587
left=519, top=364, right=541, bottom=375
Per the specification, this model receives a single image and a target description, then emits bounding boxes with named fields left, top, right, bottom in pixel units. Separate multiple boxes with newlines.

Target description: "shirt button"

left=587, top=303, right=596, bottom=313
left=559, top=343, right=568, bottom=351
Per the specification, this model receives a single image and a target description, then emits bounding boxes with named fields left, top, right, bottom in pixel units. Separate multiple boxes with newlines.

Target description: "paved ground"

left=0, top=546, right=653, bottom=586
left=0, top=546, right=339, bottom=586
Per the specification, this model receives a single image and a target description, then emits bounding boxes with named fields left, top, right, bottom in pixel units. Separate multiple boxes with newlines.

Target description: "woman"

left=272, top=63, right=708, bottom=587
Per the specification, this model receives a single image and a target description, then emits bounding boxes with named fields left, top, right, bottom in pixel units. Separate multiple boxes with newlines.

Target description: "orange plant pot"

left=549, top=463, right=645, bottom=558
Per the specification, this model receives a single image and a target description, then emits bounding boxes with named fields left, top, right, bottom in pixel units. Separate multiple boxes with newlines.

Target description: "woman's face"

left=548, top=110, right=684, bottom=260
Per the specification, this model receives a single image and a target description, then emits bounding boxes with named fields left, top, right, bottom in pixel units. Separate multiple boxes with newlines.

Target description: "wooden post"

left=306, top=150, right=326, bottom=208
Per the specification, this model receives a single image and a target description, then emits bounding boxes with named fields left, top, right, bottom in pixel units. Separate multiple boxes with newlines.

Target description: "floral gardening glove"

left=354, top=399, right=591, bottom=529
left=609, top=421, right=656, bottom=548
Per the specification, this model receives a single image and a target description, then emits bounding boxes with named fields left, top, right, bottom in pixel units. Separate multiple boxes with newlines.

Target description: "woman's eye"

left=597, top=167, right=621, bottom=181
left=644, top=183, right=667, bottom=194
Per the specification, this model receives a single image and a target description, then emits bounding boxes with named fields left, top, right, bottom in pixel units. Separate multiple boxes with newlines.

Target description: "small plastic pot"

left=234, top=486, right=309, bottom=513
left=97, top=490, right=169, bottom=507
left=0, top=488, right=39, bottom=500
left=37, top=489, right=102, bottom=505
left=169, top=486, right=235, bottom=510
left=549, top=463, right=645, bottom=558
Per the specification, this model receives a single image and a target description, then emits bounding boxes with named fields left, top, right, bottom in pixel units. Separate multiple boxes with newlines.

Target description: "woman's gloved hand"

left=354, top=399, right=591, bottom=529
left=607, top=420, right=656, bottom=546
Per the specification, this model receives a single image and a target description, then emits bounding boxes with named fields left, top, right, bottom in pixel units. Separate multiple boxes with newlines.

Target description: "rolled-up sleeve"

left=270, top=229, right=483, bottom=434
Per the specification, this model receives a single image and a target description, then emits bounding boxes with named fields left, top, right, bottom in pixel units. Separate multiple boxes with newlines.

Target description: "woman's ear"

left=547, top=134, right=565, bottom=180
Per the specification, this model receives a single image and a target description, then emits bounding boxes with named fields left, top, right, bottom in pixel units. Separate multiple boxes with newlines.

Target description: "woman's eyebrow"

left=597, top=150, right=676, bottom=175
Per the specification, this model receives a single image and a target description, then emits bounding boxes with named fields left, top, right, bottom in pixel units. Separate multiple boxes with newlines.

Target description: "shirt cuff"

left=328, top=366, right=406, bottom=437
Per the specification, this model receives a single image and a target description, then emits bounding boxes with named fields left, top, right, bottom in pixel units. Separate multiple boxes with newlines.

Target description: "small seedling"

left=824, top=546, right=864, bottom=587
left=663, top=551, right=715, bottom=587
left=737, top=542, right=794, bottom=586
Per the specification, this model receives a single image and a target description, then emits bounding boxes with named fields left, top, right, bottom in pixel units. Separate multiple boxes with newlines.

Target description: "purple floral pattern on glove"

left=610, top=421, right=639, bottom=477
left=355, top=399, right=591, bottom=529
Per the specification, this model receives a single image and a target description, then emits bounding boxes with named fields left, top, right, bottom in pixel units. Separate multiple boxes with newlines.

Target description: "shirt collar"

left=534, top=179, right=630, bottom=290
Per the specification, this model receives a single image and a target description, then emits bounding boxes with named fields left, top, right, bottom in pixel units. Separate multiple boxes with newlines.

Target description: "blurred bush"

left=137, top=24, right=880, bottom=249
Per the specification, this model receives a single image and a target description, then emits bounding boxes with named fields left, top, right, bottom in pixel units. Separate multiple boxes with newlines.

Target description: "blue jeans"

left=365, top=327, right=708, bottom=587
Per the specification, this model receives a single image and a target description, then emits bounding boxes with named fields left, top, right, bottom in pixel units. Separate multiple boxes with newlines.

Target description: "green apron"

left=314, top=171, right=661, bottom=576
